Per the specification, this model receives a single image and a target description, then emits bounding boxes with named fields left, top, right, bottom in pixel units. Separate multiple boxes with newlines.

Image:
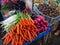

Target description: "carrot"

left=24, top=18, right=28, bottom=25
left=16, top=23, right=20, bottom=34
left=14, top=35, right=18, bottom=45
left=3, top=35, right=9, bottom=44
left=20, top=17, right=25, bottom=26
left=30, top=26, right=37, bottom=38
left=19, top=22, right=27, bottom=40
left=11, top=37, right=15, bottom=45
left=30, top=31, right=35, bottom=38
left=28, top=18, right=34, bottom=24
left=10, top=25, right=16, bottom=32
left=15, top=41, right=18, bottom=45
left=27, top=30, right=33, bottom=41
left=15, top=34, right=18, bottom=42
left=22, top=29, right=29, bottom=40
left=20, top=29, right=27, bottom=41
left=3, top=38, right=7, bottom=45
left=19, top=37, right=22, bottom=45
left=21, top=39, right=24, bottom=45
left=9, top=31, right=13, bottom=37
left=32, top=30, right=37, bottom=37
left=6, top=37, right=12, bottom=45
left=30, top=25, right=38, bottom=33
left=2, top=33, right=9, bottom=39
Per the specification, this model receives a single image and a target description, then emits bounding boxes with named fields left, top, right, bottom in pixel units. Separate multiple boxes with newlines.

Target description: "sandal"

left=54, top=30, right=60, bottom=36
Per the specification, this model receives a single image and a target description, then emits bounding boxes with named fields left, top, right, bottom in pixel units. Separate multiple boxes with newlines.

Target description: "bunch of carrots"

left=2, top=13, right=38, bottom=45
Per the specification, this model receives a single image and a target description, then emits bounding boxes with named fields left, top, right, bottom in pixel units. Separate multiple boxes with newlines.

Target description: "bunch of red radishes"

left=34, top=15, right=48, bottom=32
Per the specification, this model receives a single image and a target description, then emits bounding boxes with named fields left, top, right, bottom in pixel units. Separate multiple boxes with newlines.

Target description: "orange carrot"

left=27, top=30, right=33, bottom=41
left=11, top=37, right=15, bottom=45
left=10, top=25, right=16, bottom=32
left=32, top=30, right=37, bottom=37
left=3, top=38, right=7, bottom=44
left=2, top=33, right=9, bottom=39
left=20, top=29, right=27, bottom=41
left=14, top=36, right=17, bottom=45
left=3, top=35, right=9, bottom=44
left=22, top=29, right=29, bottom=40
left=6, top=37, right=12, bottom=45
left=16, top=23, right=20, bottom=34
left=20, top=17, right=25, bottom=26
left=19, top=37, right=22, bottom=45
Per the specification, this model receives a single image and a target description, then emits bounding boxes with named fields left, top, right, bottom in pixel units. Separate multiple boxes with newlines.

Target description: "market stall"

left=0, top=0, right=55, bottom=45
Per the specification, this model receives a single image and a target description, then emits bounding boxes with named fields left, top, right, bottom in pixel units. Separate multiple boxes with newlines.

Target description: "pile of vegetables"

left=2, top=12, right=38, bottom=45
left=38, top=4, right=60, bottom=17
left=34, top=15, right=48, bottom=32
left=1, top=5, right=48, bottom=44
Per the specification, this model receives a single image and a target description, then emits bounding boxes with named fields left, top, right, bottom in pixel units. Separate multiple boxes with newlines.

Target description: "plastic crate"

left=33, top=4, right=60, bottom=26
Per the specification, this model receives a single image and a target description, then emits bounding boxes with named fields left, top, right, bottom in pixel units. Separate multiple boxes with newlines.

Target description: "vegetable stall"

left=0, top=0, right=51, bottom=45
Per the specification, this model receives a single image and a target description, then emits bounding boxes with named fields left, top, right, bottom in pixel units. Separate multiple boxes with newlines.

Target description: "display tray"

left=33, top=4, right=60, bottom=26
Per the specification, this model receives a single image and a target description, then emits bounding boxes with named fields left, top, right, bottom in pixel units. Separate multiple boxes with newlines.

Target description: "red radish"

left=36, top=15, right=45, bottom=20
left=34, top=20, right=38, bottom=24
left=35, top=18, right=41, bottom=22
left=37, top=25, right=41, bottom=28
left=37, top=27, right=43, bottom=32
left=34, top=15, right=48, bottom=33
left=44, top=21, right=48, bottom=26
left=45, top=27, right=48, bottom=30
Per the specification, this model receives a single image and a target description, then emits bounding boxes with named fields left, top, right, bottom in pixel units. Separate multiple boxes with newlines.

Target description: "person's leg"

left=54, top=22, right=60, bottom=36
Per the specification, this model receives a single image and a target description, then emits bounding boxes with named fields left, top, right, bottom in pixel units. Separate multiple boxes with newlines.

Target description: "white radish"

left=2, top=15, right=17, bottom=23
